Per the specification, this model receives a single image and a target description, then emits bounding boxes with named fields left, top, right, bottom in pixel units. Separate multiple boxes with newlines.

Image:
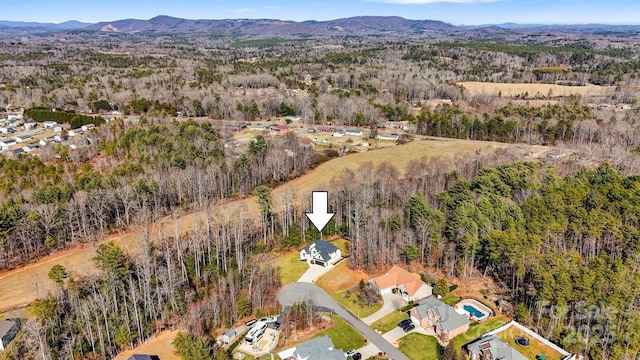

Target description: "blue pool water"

left=464, top=305, right=485, bottom=318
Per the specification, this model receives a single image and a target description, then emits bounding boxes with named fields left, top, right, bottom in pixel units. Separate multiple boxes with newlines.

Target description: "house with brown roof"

left=369, top=265, right=433, bottom=302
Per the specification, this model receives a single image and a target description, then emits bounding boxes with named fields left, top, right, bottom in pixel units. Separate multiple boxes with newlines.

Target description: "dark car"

left=398, top=319, right=412, bottom=328
left=402, top=323, right=415, bottom=332
left=351, top=353, right=362, bottom=360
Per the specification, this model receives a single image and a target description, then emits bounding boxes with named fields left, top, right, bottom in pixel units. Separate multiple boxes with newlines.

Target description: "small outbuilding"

left=221, top=329, right=237, bottom=345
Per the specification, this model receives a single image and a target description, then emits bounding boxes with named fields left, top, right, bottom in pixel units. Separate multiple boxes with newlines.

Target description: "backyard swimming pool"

left=455, top=298, right=492, bottom=321
left=463, top=304, right=485, bottom=318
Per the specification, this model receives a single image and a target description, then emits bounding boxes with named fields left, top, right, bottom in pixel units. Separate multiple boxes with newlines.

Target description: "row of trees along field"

left=10, top=149, right=640, bottom=360
left=0, top=118, right=315, bottom=272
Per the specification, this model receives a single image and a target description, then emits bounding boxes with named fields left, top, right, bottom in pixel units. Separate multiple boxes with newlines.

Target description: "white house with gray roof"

left=409, top=296, right=470, bottom=341
left=300, top=240, right=341, bottom=267
left=277, top=335, right=345, bottom=360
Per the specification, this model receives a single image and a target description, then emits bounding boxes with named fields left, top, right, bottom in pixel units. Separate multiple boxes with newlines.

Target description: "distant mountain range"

left=0, top=20, right=90, bottom=30
left=84, top=15, right=459, bottom=35
left=0, top=16, right=638, bottom=35
left=461, top=22, right=640, bottom=31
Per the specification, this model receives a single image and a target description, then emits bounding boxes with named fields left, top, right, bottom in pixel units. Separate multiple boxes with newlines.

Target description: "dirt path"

left=0, top=138, right=555, bottom=314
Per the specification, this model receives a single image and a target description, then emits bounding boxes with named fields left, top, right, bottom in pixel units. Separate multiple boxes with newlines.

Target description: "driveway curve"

left=278, top=282, right=410, bottom=360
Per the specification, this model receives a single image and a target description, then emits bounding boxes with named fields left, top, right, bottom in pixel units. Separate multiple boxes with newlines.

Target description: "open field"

left=113, top=329, right=182, bottom=360
left=0, top=138, right=557, bottom=313
left=398, top=333, right=441, bottom=360
left=315, top=261, right=369, bottom=293
left=273, top=250, right=310, bottom=285
left=458, top=81, right=616, bottom=98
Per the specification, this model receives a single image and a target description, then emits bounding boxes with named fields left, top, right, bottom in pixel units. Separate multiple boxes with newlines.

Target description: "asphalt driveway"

left=277, top=282, right=410, bottom=360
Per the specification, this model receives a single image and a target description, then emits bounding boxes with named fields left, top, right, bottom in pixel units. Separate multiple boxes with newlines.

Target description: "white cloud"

left=368, top=0, right=502, bottom=4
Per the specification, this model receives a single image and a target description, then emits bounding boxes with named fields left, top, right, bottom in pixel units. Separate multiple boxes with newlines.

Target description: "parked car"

left=345, top=350, right=361, bottom=360
left=397, top=319, right=412, bottom=328
left=402, top=323, right=415, bottom=332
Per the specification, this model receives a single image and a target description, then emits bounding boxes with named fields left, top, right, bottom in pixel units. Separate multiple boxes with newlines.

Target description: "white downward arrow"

left=306, top=191, right=335, bottom=233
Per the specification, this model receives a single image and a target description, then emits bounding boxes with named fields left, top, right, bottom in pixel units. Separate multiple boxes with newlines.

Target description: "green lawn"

left=333, top=290, right=382, bottom=318
left=450, top=316, right=509, bottom=349
left=370, top=310, right=409, bottom=334
left=314, top=316, right=365, bottom=351
left=441, top=294, right=461, bottom=305
left=273, top=251, right=309, bottom=284
left=398, top=333, right=441, bottom=360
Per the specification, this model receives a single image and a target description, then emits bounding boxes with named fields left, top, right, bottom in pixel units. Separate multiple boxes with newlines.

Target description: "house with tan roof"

left=369, top=265, right=432, bottom=302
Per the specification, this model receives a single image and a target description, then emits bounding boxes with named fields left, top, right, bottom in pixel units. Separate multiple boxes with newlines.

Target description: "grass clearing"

left=273, top=250, right=309, bottom=284
left=333, top=290, right=382, bottom=319
left=451, top=316, right=509, bottom=349
left=496, top=325, right=565, bottom=360
left=314, top=316, right=365, bottom=351
left=315, top=261, right=368, bottom=293
left=458, top=81, right=615, bottom=98
left=314, top=262, right=380, bottom=317
left=370, top=310, right=410, bottom=333
left=398, top=333, right=441, bottom=360
left=441, top=294, right=461, bottom=305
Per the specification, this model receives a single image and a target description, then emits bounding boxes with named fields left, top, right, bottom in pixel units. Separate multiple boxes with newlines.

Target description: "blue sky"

left=2, top=0, right=639, bottom=25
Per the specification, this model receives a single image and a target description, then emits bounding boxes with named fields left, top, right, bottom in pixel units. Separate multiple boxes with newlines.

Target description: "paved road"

left=277, top=283, right=411, bottom=360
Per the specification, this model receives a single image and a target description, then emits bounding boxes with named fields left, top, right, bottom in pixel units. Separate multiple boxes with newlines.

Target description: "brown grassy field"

left=459, top=81, right=615, bottom=98
left=0, top=138, right=555, bottom=314
left=315, top=261, right=370, bottom=293
left=113, top=329, right=182, bottom=360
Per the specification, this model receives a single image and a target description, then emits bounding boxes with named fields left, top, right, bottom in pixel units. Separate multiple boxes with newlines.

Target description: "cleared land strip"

left=458, top=81, right=615, bottom=97
left=0, top=138, right=555, bottom=313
